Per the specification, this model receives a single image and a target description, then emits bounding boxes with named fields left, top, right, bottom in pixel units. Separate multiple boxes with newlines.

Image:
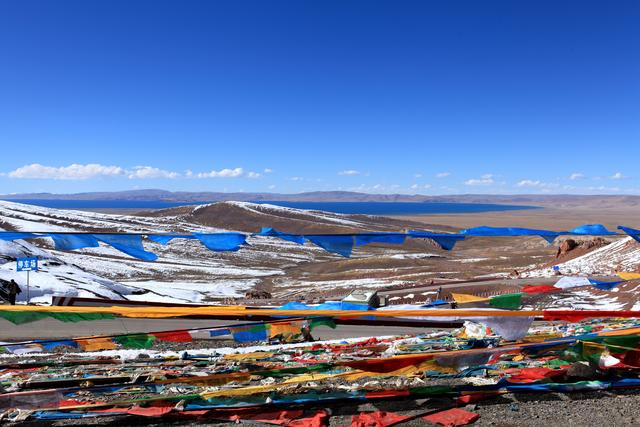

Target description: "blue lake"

left=3, top=199, right=538, bottom=215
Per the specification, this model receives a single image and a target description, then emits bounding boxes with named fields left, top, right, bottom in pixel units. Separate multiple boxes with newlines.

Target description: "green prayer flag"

left=309, top=318, right=337, bottom=330
left=0, top=312, right=49, bottom=325
left=0, top=311, right=115, bottom=325
left=489, top=293, right=522, bottom=310
left=47, top=312, right=115, bottom=323
left=113, top=334, right=157, bottom=349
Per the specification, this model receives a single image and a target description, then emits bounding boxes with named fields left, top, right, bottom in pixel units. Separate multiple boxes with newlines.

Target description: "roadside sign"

left=16, top=257, right=38, bottom=304
left=17, top=257, right=38, bottom=272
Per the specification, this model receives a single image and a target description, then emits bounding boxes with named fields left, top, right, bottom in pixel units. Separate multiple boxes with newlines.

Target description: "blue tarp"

left=94, top=234, right=158, bottom=261
left=0, top=231, right=39, bottom=241
left=147, top=234, right=196, bottom=245
left=423, top=299, right=449, bottom=307
left=570, top=224, right=616, bottom=235
left=194, top=233, right=247, bottom=251
left=256, top=227, right=305, bottom=244
left=619, top=226, right=640, bottom=242
left=460, top=226, right=561, bottom=244
left=305, top=235, right=355, bottom=257
left=0, top=223, right=634, bottom=262
left=277, top=301, right=312, bottom=310
left=48, top=234, right=99, bottom=251
left=408, top=231, right=466, bottom=250
left=277, top=301, right=370, bottom=311
left=354, top=233, right=407, bottom=247
left=588, top=278, right=624, bottom=290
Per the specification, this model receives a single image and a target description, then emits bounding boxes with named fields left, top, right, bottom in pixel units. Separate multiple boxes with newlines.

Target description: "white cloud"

left=516, top=180, right=541, bottom=187
left=516, top=180, right=560, bottom=190
left=189, top=167, right=263, bottom=179
left=410, top=183, right=432, bottom=191
left=588, top=185, right=621, bottom=192
left=263, top=168, right=273, bottom=174
left=197, top=167, right=244, bottom=178
left=8, top=163, right=125, bottom=180
left=435, top=172, right=451, bottom=178
left=338, top=170, right=361, bottom=176
left=290, top=176, right=304, bottom=181
left=464, top=174, right=494, bottom=186
left=128, top=166, right=179, bottom=179
left=611, top=172, right=625, bottom=180
left=413, top=173, right=423, bottom=178
left=268, top=184, right=276, bottom=190
left=569, top=172, right=585, bottom=180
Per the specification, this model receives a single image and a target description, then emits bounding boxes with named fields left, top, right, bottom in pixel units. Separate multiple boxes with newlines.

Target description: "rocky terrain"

left=0, top=199, right=639, bottom=307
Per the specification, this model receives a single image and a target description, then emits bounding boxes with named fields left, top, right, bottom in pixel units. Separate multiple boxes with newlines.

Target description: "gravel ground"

left=14, top=391, right=640, bottom=426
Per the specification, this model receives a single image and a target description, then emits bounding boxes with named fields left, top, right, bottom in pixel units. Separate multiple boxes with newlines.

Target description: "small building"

left=341, top=290, right=384, bottom=309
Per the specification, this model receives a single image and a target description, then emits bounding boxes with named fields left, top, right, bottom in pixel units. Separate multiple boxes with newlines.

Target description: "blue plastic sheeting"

left=0, top=231, right=39, bottom=241
left=256, top=227, right=305, bottom=244
left=314, top=301, right=344, bottom=310
left=94, top=234, right=158, bottom=261
left=276, top=301, right=370, bottom=311
left=588, top=278, right=624, bottom=290
left=408, top=231, right=466, bottom=250
left=314, top=301, right=370, bottom=311
left=423, top=299, right=449, bottom=307
left=305, top=235, right=355, bottom=257
left=278, top=301, right=312, bottom=310
left=570, top=224, right=615, bottom=235
left=618, top=226, right=640, bottom=242
left=48, top=234, right=100, bottom=251
left=460, top=226, right=561, bottom=244
left=341, top=301, right=371, bottom=311
left=194, top=233, right=247, bottom=251
left=39, top=339, right=79, bottom=351
left=354, top=233, right=407, bottom=247
left=147, top=234, right=197, bottom=245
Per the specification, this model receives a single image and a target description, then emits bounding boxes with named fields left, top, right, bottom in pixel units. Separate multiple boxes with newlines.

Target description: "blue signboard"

left=16, top=257, right=38, bottom=272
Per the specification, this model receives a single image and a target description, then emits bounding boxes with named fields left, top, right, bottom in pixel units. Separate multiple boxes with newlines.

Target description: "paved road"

left=0, top=317, right=434, bottom=342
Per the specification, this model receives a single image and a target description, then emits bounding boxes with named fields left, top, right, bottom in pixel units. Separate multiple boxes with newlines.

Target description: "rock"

left=566, top=362, right=597, bottom=379
left=556, top=239, right=579, bottom=258
left=244, top=290, right=272, bottom=299
left=555, top=237, right=610, bottom=259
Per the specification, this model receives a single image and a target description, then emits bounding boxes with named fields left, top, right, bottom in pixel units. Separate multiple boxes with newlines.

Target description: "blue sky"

left=0, top=0, right=638, bottom=195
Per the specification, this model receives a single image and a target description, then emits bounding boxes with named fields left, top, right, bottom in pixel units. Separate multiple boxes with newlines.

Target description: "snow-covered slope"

left=525, top=237, right=640, bottom=277
left=0, top=200, right=324, bottom=303
left=0, top=239, right=133, bottom=303
left=0, top=200, right=440, bottom=303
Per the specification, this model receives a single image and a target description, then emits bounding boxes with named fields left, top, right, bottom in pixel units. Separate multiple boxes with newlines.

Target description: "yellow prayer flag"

left=451, top=293, right=490, bottom=304
left=269, top=321, right=303, bottom=339
left=617, top=272, right=640, bottom=281
left=76, top=337, right=117, bottom=352
left=224, top=351, right=274, bottom=361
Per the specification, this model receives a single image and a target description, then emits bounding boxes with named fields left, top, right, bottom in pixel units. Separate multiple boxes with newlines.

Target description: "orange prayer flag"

left=76, top=337, right=117, bottom=352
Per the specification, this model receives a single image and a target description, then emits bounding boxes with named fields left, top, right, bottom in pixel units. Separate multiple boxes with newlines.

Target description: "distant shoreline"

left=1, top=199, right=539, bottom=216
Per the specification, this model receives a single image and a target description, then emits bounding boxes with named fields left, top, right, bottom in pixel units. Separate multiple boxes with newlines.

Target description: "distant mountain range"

left=1, top=189, right=640, bottom=207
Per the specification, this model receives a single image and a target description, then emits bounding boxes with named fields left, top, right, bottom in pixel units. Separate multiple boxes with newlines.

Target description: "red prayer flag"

left=423, top=408, right=479, bottom=427
left=522, top=285, right=560, bottom=294
left=151, top=330, right=193, bottom=343
left=347, top=411, right=410, bottom=427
